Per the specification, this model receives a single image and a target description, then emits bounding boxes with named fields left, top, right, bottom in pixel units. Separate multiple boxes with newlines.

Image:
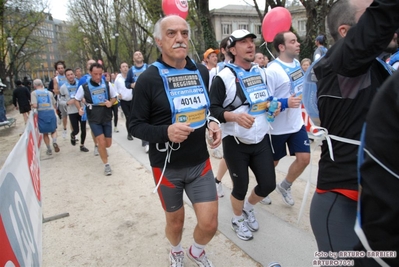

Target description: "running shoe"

left=211, top=146, right=223, bottom=159
left=62, top=129, right=67, bottom=139
left=70, top=133, right=76, bottom=146
left=53, top=143, right=60, bottom=153
left=46, top=149, right=52, bottom=156
left=80, top=146, right=89, bottom=152
left=127, top=134, right=133, bottom=141
left=94, top=146, right=99, bottom=156
left=169, top=250, right=184, bottom=267
left=276, top=184, right=295, bottom=206
left=215, top=181, right=224, bottom=198
left=231, top=218, right=253, bottom=241
left=187, top=247, right=214, bottom=267
left=242, top=208, right=259, bottom=232
left=104, top=164, right=112, bottom=176
left=260, top=196, right=272, bottom=205
left=114, top=127, right=119, bottom=133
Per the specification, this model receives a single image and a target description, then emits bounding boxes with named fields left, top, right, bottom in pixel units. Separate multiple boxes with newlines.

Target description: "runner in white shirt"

left=263, top=31, right=310, bottom=207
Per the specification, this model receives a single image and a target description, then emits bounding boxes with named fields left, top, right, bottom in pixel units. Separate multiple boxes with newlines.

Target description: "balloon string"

left=189, top=39, right=201, bottom=63
left=266, top=45, right=275, bottom=60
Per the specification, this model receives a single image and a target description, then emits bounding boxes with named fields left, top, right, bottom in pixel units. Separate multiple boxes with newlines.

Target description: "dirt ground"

left=0, top=106, right=317, bottom=266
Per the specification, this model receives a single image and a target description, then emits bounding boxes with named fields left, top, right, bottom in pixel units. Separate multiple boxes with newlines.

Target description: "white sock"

left=233, top=214, right=245, bottom=222
left=190, top=242, right=205, bottom=258
left=243, top=199, right=254, bottom=212
left=171, top=242, right=183, bottom=253
left=281, top=178, right=292, bottom=190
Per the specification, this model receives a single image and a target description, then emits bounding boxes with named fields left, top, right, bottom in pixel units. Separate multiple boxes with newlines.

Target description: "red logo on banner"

left=27, top=132, right=41, bottom=202
left=0, top=216, right=20, bottom=267
left=32, top=113, right=42, bottom=147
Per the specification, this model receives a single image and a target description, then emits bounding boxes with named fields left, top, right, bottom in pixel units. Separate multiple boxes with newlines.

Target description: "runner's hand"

left=288, top=94, right=301, bottom=108
left=235, top=113, right=255, bottom=129
left=167, top=123, right=194, bottom=143
left=207, top=121, right=221, bottom=148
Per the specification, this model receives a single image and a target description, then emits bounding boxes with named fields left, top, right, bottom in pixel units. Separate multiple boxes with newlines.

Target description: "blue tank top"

left=87, top=80, right=109, bottom=105
left=66, top=80, right=78, bottom=98
left=226, top=63, right=271, bottom=116
left=152, top=61, right=209, bottom=129
left=272, top=59, right=304, bottom=98
left=57, top=75, right=67, bottom=88
left=35, top=89, right=53, bottom=111
left=388, top=50, right=399, bottom=66
left=132, top=64, right=148, bottom=82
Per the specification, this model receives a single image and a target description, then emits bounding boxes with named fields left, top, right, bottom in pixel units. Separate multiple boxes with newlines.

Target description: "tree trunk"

left=300, top=0, right=332, bottom=60
left=195, top=0, right=218, bottom=53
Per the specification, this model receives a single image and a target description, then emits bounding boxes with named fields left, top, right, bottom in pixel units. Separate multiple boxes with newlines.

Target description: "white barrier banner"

left=0, top=112, right=42, bottom=266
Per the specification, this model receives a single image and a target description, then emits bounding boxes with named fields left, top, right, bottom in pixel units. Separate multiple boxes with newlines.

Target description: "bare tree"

left=0, top=0, right=49, bottom=88
left=299, top=0, right=336, bottom=59
left=248, top=0, right=335, bottom=59
left=193, top=0, right=217, bottom=54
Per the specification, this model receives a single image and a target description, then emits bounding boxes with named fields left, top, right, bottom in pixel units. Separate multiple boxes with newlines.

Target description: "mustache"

left=172, top=43, right=187, bottom=49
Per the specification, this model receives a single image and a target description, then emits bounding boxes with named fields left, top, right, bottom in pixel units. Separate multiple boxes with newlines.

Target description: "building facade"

left=24, top=15, right=69, bottom=83
left=210, top=4, right=307, bottom=45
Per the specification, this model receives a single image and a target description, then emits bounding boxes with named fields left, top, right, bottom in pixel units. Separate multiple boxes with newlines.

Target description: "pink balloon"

left=162, top=0, right=189, bottom=19
left=262, top=7, right=292, bottom=42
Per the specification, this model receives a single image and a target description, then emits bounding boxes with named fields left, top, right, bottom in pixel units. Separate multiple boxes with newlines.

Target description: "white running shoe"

left=169, top=250, right=184, bottom=267
left=114, top=127, right=119, bottom=133
left=187, top=247, right=214, bottom=267
left=276, top=184, right=295, bottom=206
left=104, top=164, right=112, bottom=176
left=231, top=218, right=253, bottom=241
left=211, top=145, right=223, bottom=159
left=62, top=129, right=67, bottom=139
left=242, top=208, right=259, bottom=232
left=216, top=181, right=224, bottom=198
left=260, top=196, right=272, bottom=205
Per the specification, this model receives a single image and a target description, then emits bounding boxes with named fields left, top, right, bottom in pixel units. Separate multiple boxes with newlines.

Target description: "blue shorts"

left=152, top=159, right=217, bottom=212
left=89, top=121, right=112, bottom=138
left=271, top=125, right=310, bottom=161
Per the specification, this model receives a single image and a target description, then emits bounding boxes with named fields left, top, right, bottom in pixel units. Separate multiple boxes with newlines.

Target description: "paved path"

left=112, top=116, right=319, bottom=267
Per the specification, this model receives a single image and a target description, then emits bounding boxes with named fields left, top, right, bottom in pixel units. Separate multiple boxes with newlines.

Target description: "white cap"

left=228, top=29, right=257, bottom=48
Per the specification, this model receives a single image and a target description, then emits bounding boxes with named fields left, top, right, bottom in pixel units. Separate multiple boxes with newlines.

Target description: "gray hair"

left=33, top=79, right=43, bottom=87
left=327, top=0, right=357, bottom=42
left=153, top=15, right=191, bottom=52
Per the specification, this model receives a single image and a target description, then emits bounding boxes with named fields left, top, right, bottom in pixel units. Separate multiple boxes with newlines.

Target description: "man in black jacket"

left=356, top=69, right=399, bottom=267
left=129, top=15, right=221, bottom=267
left=309, top=0, right=399, bottom=260
left=13, top=80, right=31, bottom=124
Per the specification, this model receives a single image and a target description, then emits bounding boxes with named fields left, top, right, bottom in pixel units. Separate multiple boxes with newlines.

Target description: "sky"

left=48, top=0, right=259, bottom=21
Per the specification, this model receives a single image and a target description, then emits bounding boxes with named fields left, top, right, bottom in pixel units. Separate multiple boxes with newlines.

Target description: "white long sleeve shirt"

left=114, top=74, right=132, bottom=101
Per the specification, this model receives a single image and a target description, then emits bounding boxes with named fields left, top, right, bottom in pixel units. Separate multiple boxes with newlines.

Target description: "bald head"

left=33, top=79, right=43, bottom=88
left=254, top=53, right=266, bottom=67
left=86, top=59, right=96, bottom=72
left=327, top=0, right=372, bottom=41
left=154, top=15, right=191, bottom=41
